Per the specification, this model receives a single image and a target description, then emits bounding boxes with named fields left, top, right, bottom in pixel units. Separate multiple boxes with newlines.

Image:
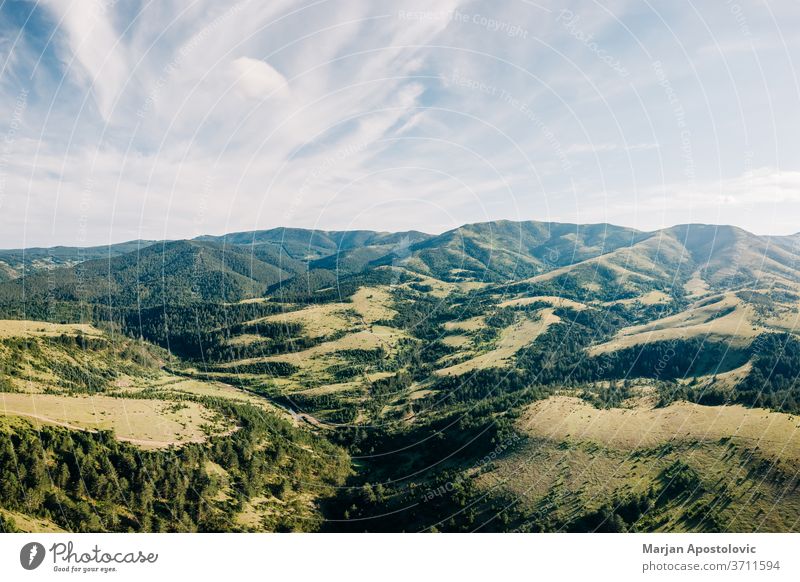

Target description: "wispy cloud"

left=565, top=142, right=660, bottom=155
left=1, top=0, right=799, bottom=246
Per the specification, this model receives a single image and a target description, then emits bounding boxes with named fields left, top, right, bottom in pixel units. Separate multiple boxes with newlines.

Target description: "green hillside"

left=2, top=219, right=800, bottom=532
left=0, top=240, right=294, bottom=307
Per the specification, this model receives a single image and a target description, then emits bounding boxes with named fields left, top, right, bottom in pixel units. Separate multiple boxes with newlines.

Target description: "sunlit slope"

left=480, top=394, right=800, bottom=532
left=394, top=220, right=643, bottom=282
left=4, top=220, right=800, bottom=307
left=0, top=319, right=351, bottom=533
left=667, top=224, right=800, bottom=288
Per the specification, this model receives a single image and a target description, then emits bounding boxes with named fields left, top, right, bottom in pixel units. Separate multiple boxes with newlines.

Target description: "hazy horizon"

left=1, top=216, right=798, bottom=251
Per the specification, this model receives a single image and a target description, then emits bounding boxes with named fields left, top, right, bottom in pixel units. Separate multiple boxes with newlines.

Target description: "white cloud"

left=229, top=57, right=289, bottom=99
left=565, top=142, right=660, bottom=155
left=588, top=168, right=800, bottom=236
left=40, top=0, right=131, bottom=121
left=676, top=168, right=800, bottom=206
left=1, top=0, right=799, bottom=246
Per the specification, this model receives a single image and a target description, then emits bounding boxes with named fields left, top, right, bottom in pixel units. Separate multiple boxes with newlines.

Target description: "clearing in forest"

left=0, top=393, right=230, bottom=449
left=436, top=309, right=559, bottom=376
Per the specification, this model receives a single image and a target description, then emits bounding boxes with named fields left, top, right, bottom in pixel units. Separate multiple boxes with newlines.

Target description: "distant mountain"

left=2, top=220, right=800, bottom=307
left=505, top=223, right=800, bottom=299
left=196, top=227, right=431, bottom=261
left=0, top=240, right=295, bottom=307
left=397, top=220, right=645, bottom=282
left=4, top=219, right=800, bottom=534
left=665, top=224, right=800, bottom=287
left=0, top=240, right=158, bottom=281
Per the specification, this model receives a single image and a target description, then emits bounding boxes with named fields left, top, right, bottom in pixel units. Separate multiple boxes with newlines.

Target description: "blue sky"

left=1, top=0, right=799, bottom=247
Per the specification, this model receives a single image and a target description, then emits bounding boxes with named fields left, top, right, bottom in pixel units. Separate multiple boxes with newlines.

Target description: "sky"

left=0, top=0, right=799, bottom=248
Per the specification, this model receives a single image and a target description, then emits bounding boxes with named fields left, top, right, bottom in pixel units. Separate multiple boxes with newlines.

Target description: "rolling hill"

left=2, top=218, right=800, bottom=532
left=4, top=220, right=799, bottom=301
left=391, top=220, right=645, bottom=282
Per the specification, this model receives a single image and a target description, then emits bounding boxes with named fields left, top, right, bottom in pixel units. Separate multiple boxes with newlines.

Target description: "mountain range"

left=2, top=220, right=799, bottom=307
left=3, top=218, right=800, bottom=533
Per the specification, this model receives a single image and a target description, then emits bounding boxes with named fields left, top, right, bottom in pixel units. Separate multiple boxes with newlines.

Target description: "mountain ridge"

left=2, top=218, right=800, bottom=533
left=2, top=219, right=799, bottom=306
left=5, top=218, right=800, bottom=254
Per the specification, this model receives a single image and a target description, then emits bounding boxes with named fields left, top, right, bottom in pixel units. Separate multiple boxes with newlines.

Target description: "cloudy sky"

left=1, top=0, right=799, bottom=247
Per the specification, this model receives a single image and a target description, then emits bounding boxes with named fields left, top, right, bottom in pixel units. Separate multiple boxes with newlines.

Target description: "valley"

left=1, top=219, right=799, bottom=532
